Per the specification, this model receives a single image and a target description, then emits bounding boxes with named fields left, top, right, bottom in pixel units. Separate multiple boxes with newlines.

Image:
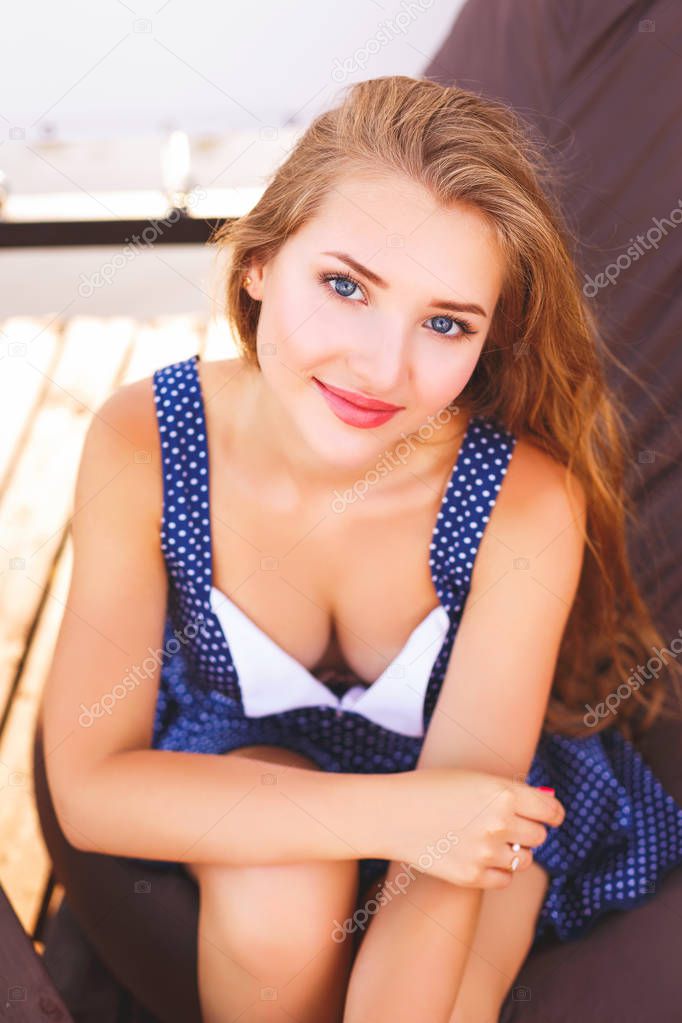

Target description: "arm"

left=41, top=379, right=393, bottom=867
left=344, top=441, right=587, bottom=1023
left=61, top=748, right=398, bottom=867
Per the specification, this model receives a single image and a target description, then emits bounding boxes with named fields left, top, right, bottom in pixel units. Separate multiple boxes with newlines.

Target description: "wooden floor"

left=0, top=312, right=238, bottom=957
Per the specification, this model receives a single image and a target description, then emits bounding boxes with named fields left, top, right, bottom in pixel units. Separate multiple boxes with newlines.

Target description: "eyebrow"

left=320, top=250, right=488, bottom=318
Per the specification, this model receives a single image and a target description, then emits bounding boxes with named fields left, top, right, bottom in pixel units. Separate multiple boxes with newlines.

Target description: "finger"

left=514, top=783, right=565, bottom=827
left=480, top=866, right=519, bottom=889
left=490, top=844, right=534, bottom=873
left=507, top=819, right=548, bottom=849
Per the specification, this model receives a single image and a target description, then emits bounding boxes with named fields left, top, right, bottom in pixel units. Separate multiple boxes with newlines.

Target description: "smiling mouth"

left=312, top=378, right=404, bottom=412
left=311, top=378, right=403, bottom=429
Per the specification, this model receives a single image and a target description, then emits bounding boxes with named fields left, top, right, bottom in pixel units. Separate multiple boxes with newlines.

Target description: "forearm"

left=59, top=748, right=398, bottom=867
left=344, top=861, right=482, bottom=1022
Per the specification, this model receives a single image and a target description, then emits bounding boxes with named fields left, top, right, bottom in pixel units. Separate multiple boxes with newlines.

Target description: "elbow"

left=50, top=755, right=128, bottom=855
left=61, top=802, right=104, bottom=854
left=47, top=770, right=93, bottom=852
left=53, top=790, right=88, bottom=850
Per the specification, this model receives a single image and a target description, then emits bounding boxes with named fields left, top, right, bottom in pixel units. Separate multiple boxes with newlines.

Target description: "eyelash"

left=316, top=270, right=477, bottom=341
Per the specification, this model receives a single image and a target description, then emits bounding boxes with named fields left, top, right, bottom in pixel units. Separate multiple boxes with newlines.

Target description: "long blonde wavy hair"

left=210, top=75, right=682, bottom=742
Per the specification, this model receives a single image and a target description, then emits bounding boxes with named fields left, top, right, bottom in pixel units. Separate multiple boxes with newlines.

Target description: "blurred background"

left=1, top=0, right=465, bottom=319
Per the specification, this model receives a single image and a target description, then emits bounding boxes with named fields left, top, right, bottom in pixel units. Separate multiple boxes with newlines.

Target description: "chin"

left=300, top=409, right=384, bottom=463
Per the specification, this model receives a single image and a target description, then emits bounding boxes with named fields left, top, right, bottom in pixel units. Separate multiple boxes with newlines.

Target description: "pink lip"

left=312, top=378, right=402, bottom=429
left=313, top=378, right=404, bottom=411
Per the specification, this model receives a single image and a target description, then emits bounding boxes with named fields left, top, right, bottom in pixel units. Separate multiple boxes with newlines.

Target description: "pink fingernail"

left=538, top=786, right=555, bottom=794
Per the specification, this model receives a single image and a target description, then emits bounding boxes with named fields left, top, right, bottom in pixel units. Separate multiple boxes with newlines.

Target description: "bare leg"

left=185, top=745, right=360, bottom=1023
left=448, top=860, right=550, bottom=1022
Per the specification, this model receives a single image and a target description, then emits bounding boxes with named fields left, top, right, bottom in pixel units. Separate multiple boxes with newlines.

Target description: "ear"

left=242, top=261, right=266, bottom=302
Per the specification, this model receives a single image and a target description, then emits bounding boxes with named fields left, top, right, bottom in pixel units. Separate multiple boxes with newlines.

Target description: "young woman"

left=43, top=76, right=682, bottom=1023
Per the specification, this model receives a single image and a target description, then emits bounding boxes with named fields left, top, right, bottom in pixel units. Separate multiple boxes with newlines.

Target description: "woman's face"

left=244, top=169, right=506, bottom=473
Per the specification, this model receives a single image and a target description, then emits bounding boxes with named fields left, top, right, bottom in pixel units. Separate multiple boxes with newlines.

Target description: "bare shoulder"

left=76, top=372, right=163, bottom=532
left=470, top=432, right=587, bottom=594
left=79, top=355, right=248, bottom=519
left=91, top=371, right=160, bottom=448
left=500, top=433, right=587, bottom=518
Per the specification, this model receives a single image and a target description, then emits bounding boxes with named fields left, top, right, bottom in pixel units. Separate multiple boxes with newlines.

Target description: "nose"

left=346, top=328, right=408, bottom=399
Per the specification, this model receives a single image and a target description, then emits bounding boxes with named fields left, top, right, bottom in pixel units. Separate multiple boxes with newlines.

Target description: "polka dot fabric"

left=526, top=729, right=682, bottom=943
left=141, top=353, right=682, bottom=946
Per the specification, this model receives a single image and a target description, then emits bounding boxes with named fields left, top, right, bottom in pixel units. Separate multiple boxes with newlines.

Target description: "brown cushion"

left=33, top=720, right=202, bottom=1023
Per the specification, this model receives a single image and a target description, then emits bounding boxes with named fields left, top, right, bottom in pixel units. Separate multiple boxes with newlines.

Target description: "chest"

left=209, top=470, right=449, bottom=688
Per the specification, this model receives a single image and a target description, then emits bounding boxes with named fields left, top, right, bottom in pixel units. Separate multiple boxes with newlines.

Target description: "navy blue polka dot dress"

left=138, top=353, right=682, bottom=948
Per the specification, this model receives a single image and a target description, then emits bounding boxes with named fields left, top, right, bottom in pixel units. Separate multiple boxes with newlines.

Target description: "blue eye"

left=316, top=270, right=477, bottom=342
left=319, top=272, right=364, bottom=301
left=426, top=314, right=475, bottom=339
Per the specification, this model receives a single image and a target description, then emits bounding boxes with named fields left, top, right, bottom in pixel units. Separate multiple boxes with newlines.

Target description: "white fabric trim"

left=209, top=586, right=450, bottom=738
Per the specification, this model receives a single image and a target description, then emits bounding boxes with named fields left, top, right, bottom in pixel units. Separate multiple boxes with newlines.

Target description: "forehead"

left=290, top=169, right=506, bottom=307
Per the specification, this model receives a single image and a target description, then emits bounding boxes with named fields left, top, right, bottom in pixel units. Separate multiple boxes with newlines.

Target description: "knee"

left=193, top=857, right=359, bottom=973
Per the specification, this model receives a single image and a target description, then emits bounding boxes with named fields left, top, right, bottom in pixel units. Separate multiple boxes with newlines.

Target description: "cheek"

left=415, top=345, right=481, bottom=409
left=261, top=284, right=342, bottom=368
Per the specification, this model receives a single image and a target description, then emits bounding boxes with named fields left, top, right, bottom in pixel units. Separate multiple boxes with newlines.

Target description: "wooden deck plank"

left=0, top=317, right=133, bottom=720
left=33, top=874, right=62, bottom=950
left=0, top=318, right=135, bottom=938
left=0, top=317, right=63, bottom=491
left=0, top=546, right=73, bottom=934
left=121, top=314, right=206, bottom=383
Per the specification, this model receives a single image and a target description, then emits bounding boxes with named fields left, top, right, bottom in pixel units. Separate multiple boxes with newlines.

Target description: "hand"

left=385, top=767, right=565, bottom=889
